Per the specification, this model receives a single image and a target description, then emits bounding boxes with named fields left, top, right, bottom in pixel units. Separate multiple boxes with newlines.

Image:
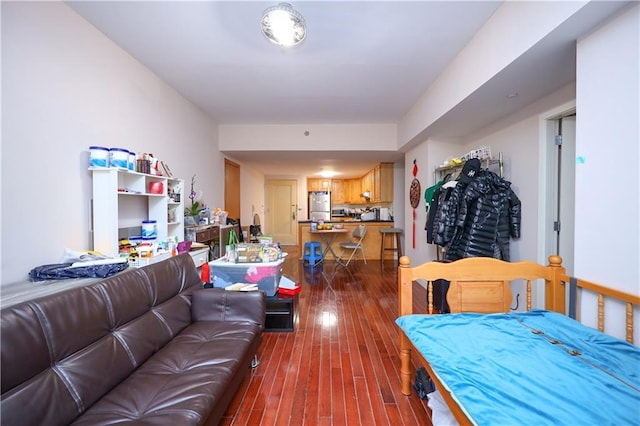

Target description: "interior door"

left=550, top=114, right=576, bottom=275
left=224, top=159, right=240, bottom=220
left=266, top=179, right=298, bottom=245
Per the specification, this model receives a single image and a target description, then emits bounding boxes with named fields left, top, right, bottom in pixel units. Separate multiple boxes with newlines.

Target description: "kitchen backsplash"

left=330, top=204, right=393, bottom=221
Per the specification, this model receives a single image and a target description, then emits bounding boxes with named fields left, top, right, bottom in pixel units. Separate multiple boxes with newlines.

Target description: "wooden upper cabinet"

left=361, top=170, right=373, bottom=198
left=343, top=178, right=362, bottom=203
left=361, top=162, right=393, bottom=203
left=373, top=165, right=382, bottom=201
left=307, top=163, right=393, bottom=205
left=308, top=178, right=331, bottom=192
left=378, top=163, right=393, bottom=202
left=331, top=179, right=345, bottom=204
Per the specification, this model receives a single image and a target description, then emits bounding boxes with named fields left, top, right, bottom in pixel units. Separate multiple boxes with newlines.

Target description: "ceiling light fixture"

left=261, top=2, right=306, bottom=48
left=319, top=169, right=338, bottom=178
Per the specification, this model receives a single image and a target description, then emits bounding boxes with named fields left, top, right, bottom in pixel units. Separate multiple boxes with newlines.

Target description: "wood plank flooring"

left=221, top=247, right=432, bottom=425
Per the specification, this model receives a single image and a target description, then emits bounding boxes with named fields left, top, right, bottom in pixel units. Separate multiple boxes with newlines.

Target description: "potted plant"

left=185, top=175, right=204, bottom=225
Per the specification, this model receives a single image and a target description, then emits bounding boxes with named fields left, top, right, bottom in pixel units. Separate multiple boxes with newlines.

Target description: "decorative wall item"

left=409, top=159, right=421, bottom=249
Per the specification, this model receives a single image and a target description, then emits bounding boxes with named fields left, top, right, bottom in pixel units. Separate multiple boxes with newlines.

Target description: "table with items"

left=310, top=228, right=350, bottom=260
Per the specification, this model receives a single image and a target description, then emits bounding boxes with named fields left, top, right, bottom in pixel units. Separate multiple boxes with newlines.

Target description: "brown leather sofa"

left=1, top=254, right=265, bottom=425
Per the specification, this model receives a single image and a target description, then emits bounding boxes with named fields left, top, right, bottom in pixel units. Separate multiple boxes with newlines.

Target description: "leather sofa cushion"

left=71, top=320, right=262, bottom=425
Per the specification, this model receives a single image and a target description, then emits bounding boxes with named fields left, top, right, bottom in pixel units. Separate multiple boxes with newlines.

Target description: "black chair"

left=226, top=217, right=243, bottom=243
left=249, top=213, right=263, bottom=243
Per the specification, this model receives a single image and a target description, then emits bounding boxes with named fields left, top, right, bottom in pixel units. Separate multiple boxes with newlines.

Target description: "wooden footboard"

left=397, top=255, right=640, bottom=424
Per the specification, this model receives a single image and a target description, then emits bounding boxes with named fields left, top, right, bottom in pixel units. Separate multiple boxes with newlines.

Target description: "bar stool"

left=303, top=241, right=323, bottom=266
left=380, top=228, right=403, bottom=264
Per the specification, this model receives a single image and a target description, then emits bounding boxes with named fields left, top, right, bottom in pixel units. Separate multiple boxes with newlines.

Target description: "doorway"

left=224, top=159, right=240, bottom=220
left=540, top=104, right=576, bottom=276
left=266, top=179, right=298, bottom=245
left=551, top=114, right=576, bottom=275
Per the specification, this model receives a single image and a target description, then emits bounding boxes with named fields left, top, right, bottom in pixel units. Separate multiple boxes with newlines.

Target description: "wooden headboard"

left=398, top=254, right=640, bottom=343
left=398, top=255, right=567, bottom=316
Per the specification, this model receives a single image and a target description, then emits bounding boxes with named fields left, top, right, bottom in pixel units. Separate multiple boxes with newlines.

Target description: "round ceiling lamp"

left=261, top=3, right=306, bottom=47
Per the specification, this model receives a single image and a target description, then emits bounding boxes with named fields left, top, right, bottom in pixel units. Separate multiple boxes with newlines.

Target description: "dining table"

left=310, top=228, right=350, bottom=260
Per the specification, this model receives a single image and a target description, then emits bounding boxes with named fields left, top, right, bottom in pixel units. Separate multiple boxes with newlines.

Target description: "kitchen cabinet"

left=307, top=178, right=331, bottom=192
left=358, top=163, right=393, bottom=203
left=372, top=162, right=393, bottom=202
left=361, top=170, right=374, bottom=199
left=90, top=168, right=184, bottom=258
left=331, top=179, right=345, bottom=204
left=371, top=165, right=381, bottom=201
left=306, top=162, right=393, bottom=205
left=343, top=178, right=362, bottom=203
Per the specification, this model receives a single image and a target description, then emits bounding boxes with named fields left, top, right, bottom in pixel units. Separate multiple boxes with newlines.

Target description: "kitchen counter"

left=298, top=221, right=397, bottom=261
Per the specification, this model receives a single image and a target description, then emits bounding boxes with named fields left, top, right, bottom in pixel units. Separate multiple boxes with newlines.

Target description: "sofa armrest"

left=191, top=289, right=266, bottom=328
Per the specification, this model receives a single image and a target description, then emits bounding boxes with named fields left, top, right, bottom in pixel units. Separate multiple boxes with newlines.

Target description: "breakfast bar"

left=298, top=221, right=396, bottom=261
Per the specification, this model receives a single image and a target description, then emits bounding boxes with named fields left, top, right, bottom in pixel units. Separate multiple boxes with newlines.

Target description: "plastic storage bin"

left=209, top=257, right=284, bottom=296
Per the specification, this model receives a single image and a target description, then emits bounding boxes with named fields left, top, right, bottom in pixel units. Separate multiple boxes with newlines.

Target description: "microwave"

left=331, top=208, right=346, bottom=217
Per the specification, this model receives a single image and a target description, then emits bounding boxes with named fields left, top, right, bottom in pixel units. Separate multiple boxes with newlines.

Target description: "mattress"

left=396, top=309, right=640, bottom=425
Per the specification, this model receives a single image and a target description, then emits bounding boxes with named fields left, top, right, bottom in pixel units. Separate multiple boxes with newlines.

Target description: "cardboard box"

left=234, top=243, right=281, bottom=263
left=209, top=257, right=284, bottom=296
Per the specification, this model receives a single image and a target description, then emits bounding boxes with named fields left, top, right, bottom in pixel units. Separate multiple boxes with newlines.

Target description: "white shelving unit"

left=90, top=168, right=184, bottom=257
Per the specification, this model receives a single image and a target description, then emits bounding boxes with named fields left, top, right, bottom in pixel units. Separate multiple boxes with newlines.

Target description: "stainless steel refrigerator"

left=309, top=191, right=330, bottom=221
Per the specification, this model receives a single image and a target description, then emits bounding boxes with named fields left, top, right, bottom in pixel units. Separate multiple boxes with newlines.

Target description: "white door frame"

left=536, top=100, right=576, bottom=305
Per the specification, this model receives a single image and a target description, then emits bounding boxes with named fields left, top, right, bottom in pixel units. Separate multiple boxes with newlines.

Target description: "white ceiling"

left=66, top=1, right=629, bottom=178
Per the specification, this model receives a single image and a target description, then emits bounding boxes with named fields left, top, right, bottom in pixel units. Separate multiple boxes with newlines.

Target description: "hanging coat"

left=445, top=170, right=521, bottom=261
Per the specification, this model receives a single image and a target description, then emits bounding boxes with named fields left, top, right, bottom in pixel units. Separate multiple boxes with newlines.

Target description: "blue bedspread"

left=396, top=309, right=640, bottom=425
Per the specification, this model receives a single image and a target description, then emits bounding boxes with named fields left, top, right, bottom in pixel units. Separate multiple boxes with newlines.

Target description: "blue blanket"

left=396, top=310, right=640, bottom=425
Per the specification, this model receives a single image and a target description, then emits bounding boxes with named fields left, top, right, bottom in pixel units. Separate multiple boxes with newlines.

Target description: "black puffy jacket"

left=443, top=170, right=521, bottom=261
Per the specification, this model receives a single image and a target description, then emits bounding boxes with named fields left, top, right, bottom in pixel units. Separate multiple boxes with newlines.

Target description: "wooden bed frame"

left=397, top=255, right=640, bottom=426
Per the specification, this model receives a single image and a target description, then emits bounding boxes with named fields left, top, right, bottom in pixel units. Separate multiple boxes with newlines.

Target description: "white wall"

left=462, top=83, right=576, bottom=264
left=402, top=138, right=470, bottom=265
left=391, top=162, right=406, bottom=254
left=574, top=4, right=639, bottom=291
left=574, top=3, right=639, bottom=340
left=219, top=123, right=397, bottom=151
left=402, top=142, right=435, bottom=264
left=238, top=165, right=267, bottom=234
left=399, top=1, right=587, bottom=146
left=1, top=2, right=222, bottom=284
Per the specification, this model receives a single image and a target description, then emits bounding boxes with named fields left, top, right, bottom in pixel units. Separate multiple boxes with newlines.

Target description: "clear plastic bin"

left=209, top=257, right=285, bottom=296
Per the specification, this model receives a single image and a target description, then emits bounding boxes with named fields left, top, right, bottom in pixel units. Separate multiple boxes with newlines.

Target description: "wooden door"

left=266, top=179, right=298, bottom=245
left=224, top=159, right=240, bottom=220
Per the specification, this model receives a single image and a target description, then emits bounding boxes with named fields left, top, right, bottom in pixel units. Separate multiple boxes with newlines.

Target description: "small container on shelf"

left=148, top=181, right=164, bottom=194
left=141, top=220, right=157, bottom=240
left=109, top=148, right=129, bottom=169
left=89, top=146, right=110, bottom=168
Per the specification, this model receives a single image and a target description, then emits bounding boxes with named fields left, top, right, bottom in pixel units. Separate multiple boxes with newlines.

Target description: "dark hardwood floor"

left=221, top=247, right=432, bottom=425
